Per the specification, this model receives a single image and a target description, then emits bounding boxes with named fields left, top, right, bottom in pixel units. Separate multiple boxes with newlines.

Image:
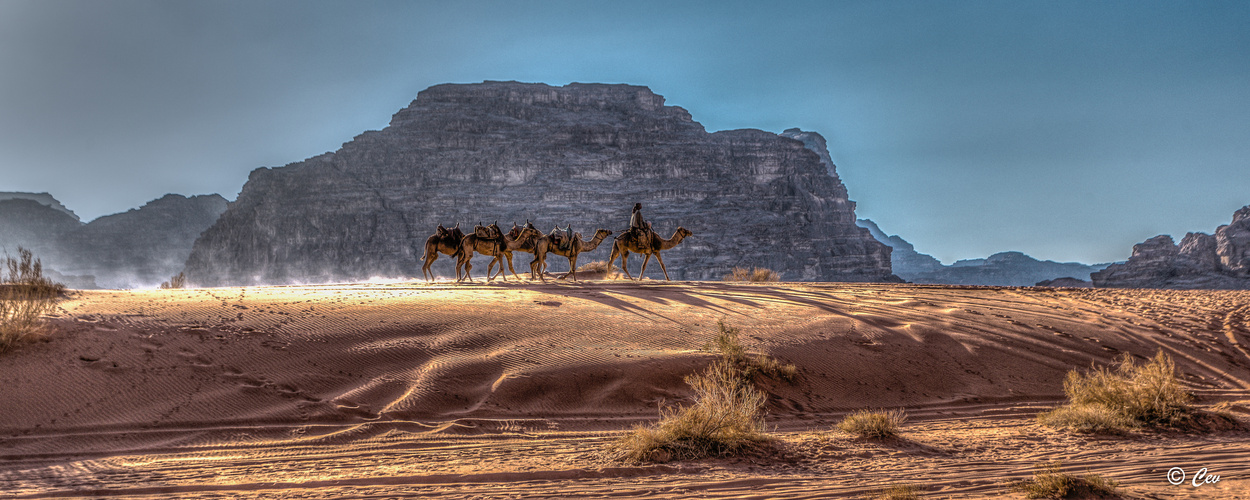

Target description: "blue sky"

left=1, top=0, right=1248, bottom=264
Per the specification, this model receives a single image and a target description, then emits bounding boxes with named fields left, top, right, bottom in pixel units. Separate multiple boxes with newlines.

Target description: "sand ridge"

left=1, top=281, right=1248, bottom=498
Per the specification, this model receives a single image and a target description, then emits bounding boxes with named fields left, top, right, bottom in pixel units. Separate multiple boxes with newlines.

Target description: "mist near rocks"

left=2, top=1, right=1249, bottom=265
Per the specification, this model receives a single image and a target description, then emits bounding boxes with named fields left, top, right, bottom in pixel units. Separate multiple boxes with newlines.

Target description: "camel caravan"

left=420, top=204, right=693, bottom=282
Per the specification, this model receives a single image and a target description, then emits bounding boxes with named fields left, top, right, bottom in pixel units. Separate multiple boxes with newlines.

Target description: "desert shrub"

left=838, top=409, right=907, bottom=439
left=160, top=272, right=187, bottom=289
left=706, top=320, right=797, bottom=383
left=573, top=260, right=620, bottom=279
left=1040, top=351, right=1191, bottom=433
left=1037, top=404, right=1131, bottom=434
left=1012, top=462, right=1119, bottom=499
left=3, top=247, right=64, bottom=294
left=1, top=248, right=62, bottom=352
left=723, top=267, right=781, bottom=282
left=865, top=483, right=922, bottom=500
left=613, top=359, right=769, bottom=462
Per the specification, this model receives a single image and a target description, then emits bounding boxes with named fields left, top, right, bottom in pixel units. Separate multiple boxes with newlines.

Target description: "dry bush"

left=838, top=408, right=907, bottom=439
left=1039, top=351, right=1192, bottom=433
left=723, top=267, right=780, bottom=282
left=573, top=260, right=620, bottom=279
left=612, top=359, right=769, bottom=462
left=1012, top=462, right=1119, bottom=499
left=4, top=247, right=64, bottom=294
left=865, top=484, right=922, bottom=500
left=706, top=320, right=797, bottom=383
left=1, top=248, right=62, bottom=352
left=1037, top=404, right=1131, bottom=434
left=160, top=272, right=187, bottom=289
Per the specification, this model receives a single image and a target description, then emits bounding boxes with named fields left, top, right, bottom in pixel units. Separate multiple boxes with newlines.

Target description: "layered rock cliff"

left=1091, top=205, right=1250, bottom=290
left=184, top=81, right=894, bottom=285
left=0, top=193, right=226, bottom=288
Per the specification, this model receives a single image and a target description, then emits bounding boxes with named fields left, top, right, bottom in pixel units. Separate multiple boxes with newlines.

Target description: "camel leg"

left=422, top=253, right=436, bottom=281
left=622, top=251, right=635, bottom=280
left=505, top=252, right=520, bottom=280
left=460, top=253, right=474, bottom=282
left=494, top=255, right=507, bottom=282
left=639, top=252, right=652, bottom=279
left=529, top=256, right=546, bottom=283
left=606, top=245, right=619, bottom=274
left=654, top=251, right=671, bottom=281
left=566, top=255, right=577, bottom=281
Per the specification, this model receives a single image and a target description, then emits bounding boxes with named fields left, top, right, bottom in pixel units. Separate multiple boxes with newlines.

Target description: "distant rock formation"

left=857, top=219, right=1108, bottom=286
left=1091, top=205, right=1250, bottom=290
left=0, top=193, right=227, bottom=288
left=185, top=81, right=894, bottom=285
left=0, top=198, right=82, bottom=259
left=1035, top=277, right=1092, bottom=288
left=856, top=219, right=944, bottom=276
left=0, top=192, right=79, bottom=221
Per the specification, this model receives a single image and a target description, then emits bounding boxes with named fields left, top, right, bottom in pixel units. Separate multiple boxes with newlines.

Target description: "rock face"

left=1092, top=205, right=1250, bottom=290
left=184, top=81, right=893, bottom=285
left=0, top=193, right=227, bottom=288
left=857, top=219, right=1107, bottom=286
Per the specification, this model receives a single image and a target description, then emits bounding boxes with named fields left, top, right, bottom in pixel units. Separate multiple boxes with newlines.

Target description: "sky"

left=1, top=0, right=1248, bottom=265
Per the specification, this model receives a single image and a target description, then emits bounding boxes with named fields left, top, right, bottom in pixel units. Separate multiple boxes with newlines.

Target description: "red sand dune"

left=1, top=281, right=1248, bottom=498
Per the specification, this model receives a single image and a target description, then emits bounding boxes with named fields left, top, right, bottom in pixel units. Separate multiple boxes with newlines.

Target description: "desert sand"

left=1, top=281, right=1248, bottom=498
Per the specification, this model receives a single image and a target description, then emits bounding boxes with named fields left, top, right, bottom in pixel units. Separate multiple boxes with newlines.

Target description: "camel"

left=543, top=228, right=613, bottom=281
left=607, top=226, right=693, bottom=281
left=489, top=221, right=542, bottom=281
left=456, top=223, right=539, bottom=282
left=420, top=223, right=465, bottom=281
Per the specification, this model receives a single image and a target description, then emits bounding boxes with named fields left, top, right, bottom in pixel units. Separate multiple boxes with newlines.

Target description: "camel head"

left=594, top=229, right=613, bottom=238
left=675, top=227, right=693, bottom=239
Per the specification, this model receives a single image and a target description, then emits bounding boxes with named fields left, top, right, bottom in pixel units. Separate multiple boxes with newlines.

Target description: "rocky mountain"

left=855, top=219, right=944, bottom=276
left=857, top=219, right=1108, bottom=286
left=0, top=198, right=83, bottom=258
left=0, top=192, right=79, bottom=221
left=184, top=81, right=894, bottom=285
left=1091, top=205, right=1250, bottom=290
left=0, top=193, right=227, bottom=288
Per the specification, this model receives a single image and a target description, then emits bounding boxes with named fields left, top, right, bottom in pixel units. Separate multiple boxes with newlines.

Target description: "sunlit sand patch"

left=1, top=283, right=1247, bottom=498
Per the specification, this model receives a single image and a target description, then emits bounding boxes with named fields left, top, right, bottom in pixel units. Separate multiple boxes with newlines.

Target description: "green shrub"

left=1012, top=462, right=1119, bottom=499
left=837, top=409, right=907, bottom=439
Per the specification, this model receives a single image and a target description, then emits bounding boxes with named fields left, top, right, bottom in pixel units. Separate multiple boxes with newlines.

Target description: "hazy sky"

left=2, top=0, right=1248, bottom=264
